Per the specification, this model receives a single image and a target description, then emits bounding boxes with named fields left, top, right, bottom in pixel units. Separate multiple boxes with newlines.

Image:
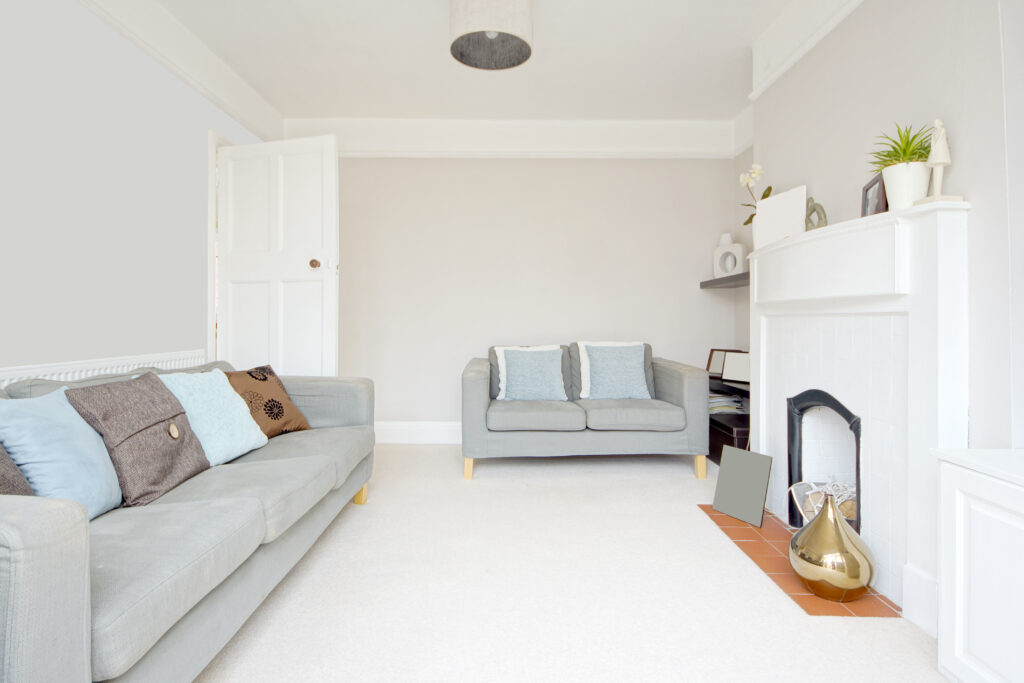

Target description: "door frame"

left=206, top=130, right=234, bottom=363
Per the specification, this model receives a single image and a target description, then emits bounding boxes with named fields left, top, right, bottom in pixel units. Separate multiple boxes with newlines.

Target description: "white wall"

left=338, top=159, right=737, bottom=422
left=1002, top=0, right=1024, bottom=446
left=0, top=0, right=258, bottom=367
left=752, top=0, right=1012, bottom=447
left=732, top=146, right=755, bottom=349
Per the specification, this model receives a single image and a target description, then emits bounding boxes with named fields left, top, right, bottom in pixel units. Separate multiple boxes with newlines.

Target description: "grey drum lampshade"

left=450, top=0, right=532, bottom=70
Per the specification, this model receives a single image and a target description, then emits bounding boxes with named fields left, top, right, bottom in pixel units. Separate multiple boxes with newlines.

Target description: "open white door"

left=215, top=135, right=339, bottom=376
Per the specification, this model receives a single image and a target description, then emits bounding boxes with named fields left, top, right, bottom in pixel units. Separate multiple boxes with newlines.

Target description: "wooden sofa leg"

left=464, top=458, right=474, bottom=480
left=694, top=454, right=707, bottom=480
left=352, top=484, right=368, bottom=505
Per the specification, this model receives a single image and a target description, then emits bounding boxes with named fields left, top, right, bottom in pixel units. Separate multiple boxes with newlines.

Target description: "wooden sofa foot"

left=352, top=484, right=368, bottom=505
left=464, top=458, right=474, bottom=480
left=694, top=454, right=707, bottom=480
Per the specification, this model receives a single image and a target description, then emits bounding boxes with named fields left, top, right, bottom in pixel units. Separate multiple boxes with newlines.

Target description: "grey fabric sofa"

left=0, top=362, right=374, bottom=683
left=461, top=346, right=709, bottom=479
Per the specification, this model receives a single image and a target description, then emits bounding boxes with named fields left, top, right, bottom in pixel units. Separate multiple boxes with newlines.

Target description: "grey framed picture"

left=712, top=446, right=773, bottom=526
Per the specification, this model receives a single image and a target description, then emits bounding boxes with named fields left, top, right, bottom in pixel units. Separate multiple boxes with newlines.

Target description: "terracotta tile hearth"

left=699, top=505, right=900, bottom=618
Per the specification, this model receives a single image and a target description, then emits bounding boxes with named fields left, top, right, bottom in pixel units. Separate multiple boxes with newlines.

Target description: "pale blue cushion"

left=586, top=344, right=651, bottom=399
left=502, top=349, right=568, bottom=401
left=0, top=389, right=121, bottom=519
left=159, top=369, right=267, bottom=466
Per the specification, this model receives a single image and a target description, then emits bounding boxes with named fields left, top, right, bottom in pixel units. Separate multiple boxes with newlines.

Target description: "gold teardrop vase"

left=789, top=493, right=875, bottom=602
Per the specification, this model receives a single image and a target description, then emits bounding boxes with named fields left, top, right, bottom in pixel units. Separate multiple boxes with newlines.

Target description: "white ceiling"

left=153, top=0, right=788, bottom=121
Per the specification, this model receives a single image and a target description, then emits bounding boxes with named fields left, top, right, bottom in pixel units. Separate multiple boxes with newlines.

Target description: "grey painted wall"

left=752, top=0, right=1012, bottom=447
left=338, top=158, right=738, bottom=422
left=0, top=0, right=258, bottom=367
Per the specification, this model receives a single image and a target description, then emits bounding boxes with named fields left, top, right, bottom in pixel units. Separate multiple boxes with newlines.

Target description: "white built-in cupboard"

left=938, top=450, right=1024, bottom=682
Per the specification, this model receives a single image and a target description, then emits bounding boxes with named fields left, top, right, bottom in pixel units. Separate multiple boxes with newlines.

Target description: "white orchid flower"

left=739, top=173, right=752, bottom=187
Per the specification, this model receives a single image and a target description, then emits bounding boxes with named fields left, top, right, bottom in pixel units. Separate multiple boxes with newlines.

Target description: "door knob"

left=309, top=259, right=321, bottom=269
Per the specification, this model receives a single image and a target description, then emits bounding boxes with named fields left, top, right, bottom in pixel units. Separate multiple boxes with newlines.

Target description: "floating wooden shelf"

left=699, top=272, right=750, bottom=289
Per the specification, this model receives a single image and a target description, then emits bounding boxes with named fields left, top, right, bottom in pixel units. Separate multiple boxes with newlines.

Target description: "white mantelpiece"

left=749, top=202, right=969, bottom=636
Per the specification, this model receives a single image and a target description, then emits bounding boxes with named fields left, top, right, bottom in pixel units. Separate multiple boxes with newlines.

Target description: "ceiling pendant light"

left=450, top=0, right=532, bottom=70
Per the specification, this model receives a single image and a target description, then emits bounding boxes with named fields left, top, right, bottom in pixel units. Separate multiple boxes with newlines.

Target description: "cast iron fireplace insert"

left=787, top=389, right=862, bottom=531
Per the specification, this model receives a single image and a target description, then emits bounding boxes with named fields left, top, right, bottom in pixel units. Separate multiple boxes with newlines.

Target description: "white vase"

left=881, top=162, right=930, bottom=210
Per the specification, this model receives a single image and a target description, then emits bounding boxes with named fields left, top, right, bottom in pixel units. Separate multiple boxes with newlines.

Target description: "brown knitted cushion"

left=224, top=365, right=310, bottom=438
left=0, top=442, right=34, bottom=496
left=66, top=373, right=209, bottom=506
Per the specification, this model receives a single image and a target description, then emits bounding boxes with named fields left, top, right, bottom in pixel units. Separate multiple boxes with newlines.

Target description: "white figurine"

left=916, top=118, right=963, bottom=203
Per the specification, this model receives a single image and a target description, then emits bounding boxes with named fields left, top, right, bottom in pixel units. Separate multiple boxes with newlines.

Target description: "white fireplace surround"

left=750, top=202, right=969, bottom=637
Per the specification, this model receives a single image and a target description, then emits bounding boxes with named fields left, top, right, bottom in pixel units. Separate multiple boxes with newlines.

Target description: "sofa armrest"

left=0, top=496, right=92, bottom=682
left=461, top=359, right=490, bottom=459
left=279, top=376, right=375, bottom=429
left=653, top=358, right=709, bottom=452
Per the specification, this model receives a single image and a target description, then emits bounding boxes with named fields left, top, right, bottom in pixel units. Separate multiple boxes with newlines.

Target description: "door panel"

left=281, top=280, right=324, bottom=376
left=216, top=135, right=338, bottom=376
left=225, top=281, right=271, bottom=370
left=226, top=156, right=271, bottom=253
left=281, top=151, right=325, bottom=252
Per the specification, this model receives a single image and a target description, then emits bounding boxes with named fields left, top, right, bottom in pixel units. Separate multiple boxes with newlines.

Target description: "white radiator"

left=0, top=349, right=207, bottom=390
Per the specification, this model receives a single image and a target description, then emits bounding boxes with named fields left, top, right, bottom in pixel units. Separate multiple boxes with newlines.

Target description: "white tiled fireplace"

left=749, top=202, right=969, bottom=636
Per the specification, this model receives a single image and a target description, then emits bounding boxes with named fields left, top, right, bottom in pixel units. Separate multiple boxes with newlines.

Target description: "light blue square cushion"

left=159, top=368, right=268, bottom=466
left=0, top=388, right=121, bottom=519
left=503, top=348, right=568, bottom=401
left=586, top=344, right=651, bottom=399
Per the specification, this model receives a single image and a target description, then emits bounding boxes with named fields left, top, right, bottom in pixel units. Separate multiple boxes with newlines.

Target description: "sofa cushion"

left=159, top=368, right=268, bottom=466
left=0, top=389, right=122, bottom=519
left=489, top=345, right=571, bottom=400
left=577, top=399, right=686, bottom=431
left=582, top=343, right=651, bottom=399
left=225, top=365, right=311, bottom=438
left=569, top=343, right=655, bottom=400
left=66, top=373, right=209, bottom=507
left=231, top=425, right=374, bottom=490
left=152, top=456, right=333, bottom=543
left=499, top=347, right=568, bottom=401
left=89, top=499, right=264, bottom=680
left=0, top=442, right=33, bottom=496
left=486, top=400, right=586, bottom=432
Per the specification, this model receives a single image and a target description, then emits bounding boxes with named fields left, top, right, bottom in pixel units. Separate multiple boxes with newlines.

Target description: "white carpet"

left=197, top=446, right=942, bottom=682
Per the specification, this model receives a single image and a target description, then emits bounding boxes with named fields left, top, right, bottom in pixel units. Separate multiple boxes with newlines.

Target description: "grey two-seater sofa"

left=461, top=345, right=709, bottom=479
left=0, top=362, right=374, bottom=683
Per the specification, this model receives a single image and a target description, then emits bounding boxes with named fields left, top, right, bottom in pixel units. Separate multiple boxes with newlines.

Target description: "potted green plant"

left=869, top=123, right=932, bottom=210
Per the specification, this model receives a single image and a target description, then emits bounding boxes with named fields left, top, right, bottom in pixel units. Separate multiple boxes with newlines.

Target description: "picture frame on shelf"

left=861, top=173, right=888, bottom=216
left=706, top=348, right=742, bottom=378
left=721, top=351, right=750, bottom=383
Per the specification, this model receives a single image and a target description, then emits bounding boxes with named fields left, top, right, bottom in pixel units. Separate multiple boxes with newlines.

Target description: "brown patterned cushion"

left=66, top=373, right=209, bottom=506
left=224, top=365, right=310, bottom=438
left=0, top=442, right=34, bottom=496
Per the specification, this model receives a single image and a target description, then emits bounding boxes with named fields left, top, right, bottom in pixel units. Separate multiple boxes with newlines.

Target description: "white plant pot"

left=881, top=162, right=930, bottom=210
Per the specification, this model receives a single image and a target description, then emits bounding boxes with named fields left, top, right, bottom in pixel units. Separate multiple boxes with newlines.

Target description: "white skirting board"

left=374, top=421, right=461, bottom=445
left=0, top=349, right=207, bottom=389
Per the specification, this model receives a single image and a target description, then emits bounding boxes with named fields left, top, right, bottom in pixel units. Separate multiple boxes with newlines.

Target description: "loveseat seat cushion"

left=231, top=425, right=374, bottom=489
left=89, top=499, right=264, bottom=680
left=152, top=456, right=333, bottom=543
left=486, top=400, right=586, bottom=432
left=577, top=399, right=686, bottom=431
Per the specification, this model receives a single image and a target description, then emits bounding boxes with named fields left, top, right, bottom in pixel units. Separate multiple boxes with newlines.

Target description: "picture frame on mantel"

left=861, top=173, right=888, bottom=216
left=752, top=185, right=807, bottom=250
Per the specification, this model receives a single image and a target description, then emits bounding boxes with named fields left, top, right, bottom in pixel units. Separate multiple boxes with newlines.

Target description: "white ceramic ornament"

left=713, top=233, right=748, bottom=278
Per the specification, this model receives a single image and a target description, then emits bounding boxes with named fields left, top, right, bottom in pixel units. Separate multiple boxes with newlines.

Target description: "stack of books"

left=709, top=391, right=745, bottom=414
